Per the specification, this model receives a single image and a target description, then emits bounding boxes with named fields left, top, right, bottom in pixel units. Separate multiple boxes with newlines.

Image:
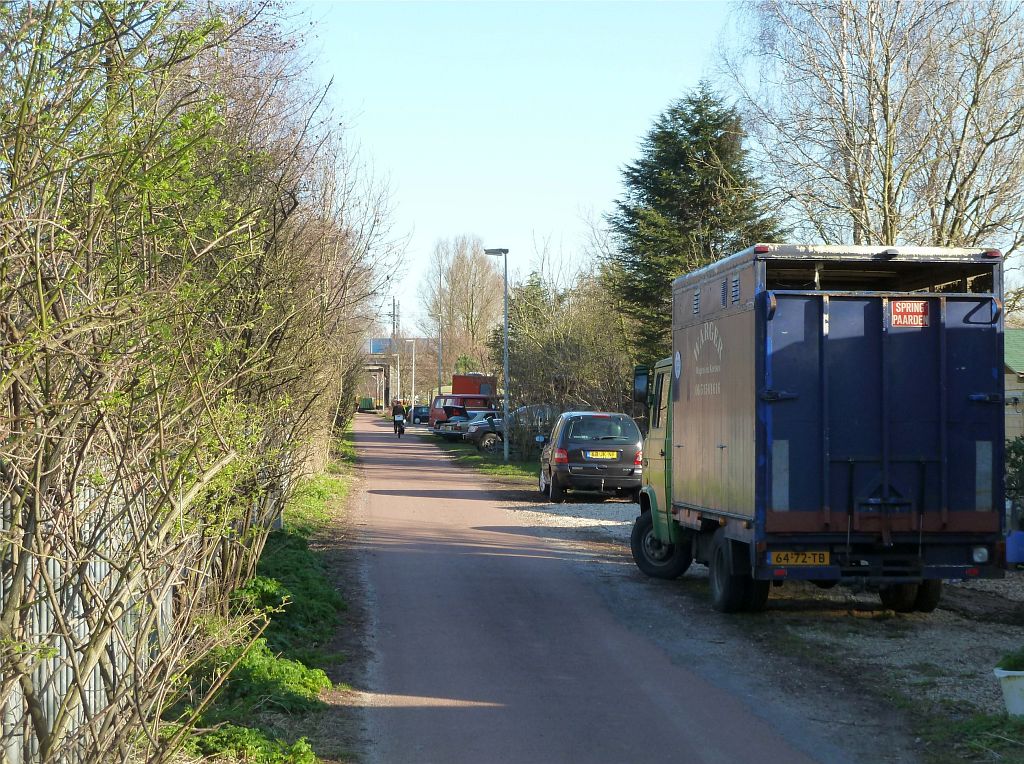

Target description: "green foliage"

left=191, top=724, right=319, bottom=764
left=281, top=474, right=349, bottom=540
left=232, top=575, right=291, bottom=616
left=256, top=531, right=345, bottom=661
left=489, top=271, right=636, bottom=415
left=193, top=639, right=330, bottom=721
left=998, top=647, right=1024, bottom=671
left=602, top=82, right=785, bottom=362
left=455, top=354, right=480, bottom=374
left=333, top=429, right=358, bottom=467
left=1006, top=435, right=1024, bottom=526
left=923, top=712, right=1024, bottom=761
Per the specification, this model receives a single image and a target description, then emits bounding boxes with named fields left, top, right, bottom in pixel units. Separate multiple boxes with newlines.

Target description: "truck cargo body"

left=451, top=373, right=498, bottom=396
left=635, top=244, right=1005, bottom=611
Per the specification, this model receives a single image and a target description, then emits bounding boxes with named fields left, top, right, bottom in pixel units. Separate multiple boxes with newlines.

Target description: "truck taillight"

left=554, top=448, right=569, bottom=464
left=634, top=450, right=643, bottom=465
left=983, top=249, right=1002, bottom=258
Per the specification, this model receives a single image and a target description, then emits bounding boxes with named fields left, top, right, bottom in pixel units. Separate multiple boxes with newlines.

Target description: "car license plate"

left=586, top=450, right=617, bottom=460
left=769, top=550, right=830, bottom=566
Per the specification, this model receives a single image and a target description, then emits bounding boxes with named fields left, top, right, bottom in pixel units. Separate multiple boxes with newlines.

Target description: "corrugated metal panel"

left=0, top=477, right=182, bottom=763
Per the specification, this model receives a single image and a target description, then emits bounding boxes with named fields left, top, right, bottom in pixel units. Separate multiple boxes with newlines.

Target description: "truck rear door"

left=763, top=292, right=1002, bottom=538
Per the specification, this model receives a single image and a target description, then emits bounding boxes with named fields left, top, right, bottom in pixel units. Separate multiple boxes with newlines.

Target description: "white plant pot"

left=994, top=668, right=1024, bottom=716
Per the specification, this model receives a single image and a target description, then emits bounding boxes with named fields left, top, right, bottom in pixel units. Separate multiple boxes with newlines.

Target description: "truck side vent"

left=731, top=276, right=741, bottom=303
left=721, top=280, right=727, bottom=306
left=693, top=289, right=700, bottom=314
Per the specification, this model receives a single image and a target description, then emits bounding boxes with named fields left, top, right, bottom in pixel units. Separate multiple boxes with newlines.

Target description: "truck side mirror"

left=633, top=366, right=650, bottom=404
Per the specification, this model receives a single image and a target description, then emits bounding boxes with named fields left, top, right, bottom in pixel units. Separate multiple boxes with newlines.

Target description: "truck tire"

left=709, top=529, right=750, bottom=613
left=913, top=580, right=942, bottom=613
left=548, top=473, right=565, bottom=503
left=878, top=583, right=918, bottom=612
left=747, top=580, right=771, bottom=612
left=630, top=511, right=692, bottom=579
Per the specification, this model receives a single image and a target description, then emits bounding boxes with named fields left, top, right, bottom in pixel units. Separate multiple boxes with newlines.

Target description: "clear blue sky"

left=297, top=1, right=733, bottom=331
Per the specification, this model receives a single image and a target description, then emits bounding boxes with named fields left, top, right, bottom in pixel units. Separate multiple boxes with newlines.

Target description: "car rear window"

left=566, top=415, right=640, bottom=443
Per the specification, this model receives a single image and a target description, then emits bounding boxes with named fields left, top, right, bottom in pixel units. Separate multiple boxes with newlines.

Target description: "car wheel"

left=878, top=583, right=919, bottom=612
left=629, top=511, right=691, bottom=579
left=709, top=529, right=750, bottom=613
left=538, top=468, right=548, bottom=495
left=913, top=580, right=942, bottom=613
left=548, top=472, right=565, bottom=503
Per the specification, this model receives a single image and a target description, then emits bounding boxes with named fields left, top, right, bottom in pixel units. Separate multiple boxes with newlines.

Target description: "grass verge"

left=184, top=430, right=357, bottom=763
left=413, top=430, right=538, bottom=482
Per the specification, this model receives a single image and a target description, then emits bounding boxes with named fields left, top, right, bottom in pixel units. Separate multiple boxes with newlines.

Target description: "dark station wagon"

left=537, top=412, right=643, bottom=503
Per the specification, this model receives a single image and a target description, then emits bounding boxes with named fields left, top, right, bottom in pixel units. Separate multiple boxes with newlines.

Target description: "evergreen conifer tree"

left=603, top=83, right=784, bottom=362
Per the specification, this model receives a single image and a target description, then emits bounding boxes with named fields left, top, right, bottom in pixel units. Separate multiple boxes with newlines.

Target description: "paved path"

left=352, top=413, right=839, bottom=764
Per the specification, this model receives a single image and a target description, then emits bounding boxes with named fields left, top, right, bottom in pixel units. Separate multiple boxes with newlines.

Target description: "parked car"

left=438, top=410, right=498, bottom=442
left=537, top=411, right=642, bottom=503
left=409, top=405, right=430, bottom=425
left=429, top=394, right=497, bottom=429
left=465, top=415, right=504, bottom=454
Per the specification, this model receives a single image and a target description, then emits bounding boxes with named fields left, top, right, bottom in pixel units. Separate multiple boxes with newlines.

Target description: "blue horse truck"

left=631, top=243, right=1005, bottom=612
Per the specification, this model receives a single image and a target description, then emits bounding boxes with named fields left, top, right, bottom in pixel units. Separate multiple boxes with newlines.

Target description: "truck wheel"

left=878, top=583, right=919, bottom=612
left=709, top=529, right=750, bottom=613
left=548, top=473, right=565, bottom=503
left=630, top=511, right=692, bottom=579
left=913, top=580, right=942, bottom=613
left=747, top=580, right=771, bottom=612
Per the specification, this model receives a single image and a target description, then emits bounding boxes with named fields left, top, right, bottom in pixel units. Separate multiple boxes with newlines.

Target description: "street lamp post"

left=484, top=247, right=510, bottom=463
left=406, top=339, right=416, bottom=404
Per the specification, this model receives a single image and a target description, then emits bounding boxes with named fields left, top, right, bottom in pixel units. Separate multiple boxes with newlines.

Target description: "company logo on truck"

left=891, top=299, right=930, bottom=328
left=692, top=321, right=723, bottom=397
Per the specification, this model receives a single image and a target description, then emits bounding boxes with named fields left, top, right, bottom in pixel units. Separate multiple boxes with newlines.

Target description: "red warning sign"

left=891, top=300, right=930, bottom=328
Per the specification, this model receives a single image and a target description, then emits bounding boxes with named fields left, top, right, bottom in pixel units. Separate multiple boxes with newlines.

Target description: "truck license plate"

left=769, top=550, right=830, bottom=566
left=586, top=451, right=617, bottom=459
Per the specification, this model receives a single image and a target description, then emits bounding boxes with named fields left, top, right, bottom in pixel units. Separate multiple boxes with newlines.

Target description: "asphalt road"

left=352, top=413, right=908, bottom=764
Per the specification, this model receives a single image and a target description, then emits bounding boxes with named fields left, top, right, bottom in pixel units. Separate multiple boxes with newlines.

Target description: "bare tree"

left=418, top=235, right=503, bottom=377
left=724, top=0, right=1024, bottom=268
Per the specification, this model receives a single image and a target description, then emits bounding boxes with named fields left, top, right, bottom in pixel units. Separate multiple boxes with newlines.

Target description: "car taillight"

left=554, top=448, right=569, bottom=464
left=634, top=450, right=643, bottom=466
